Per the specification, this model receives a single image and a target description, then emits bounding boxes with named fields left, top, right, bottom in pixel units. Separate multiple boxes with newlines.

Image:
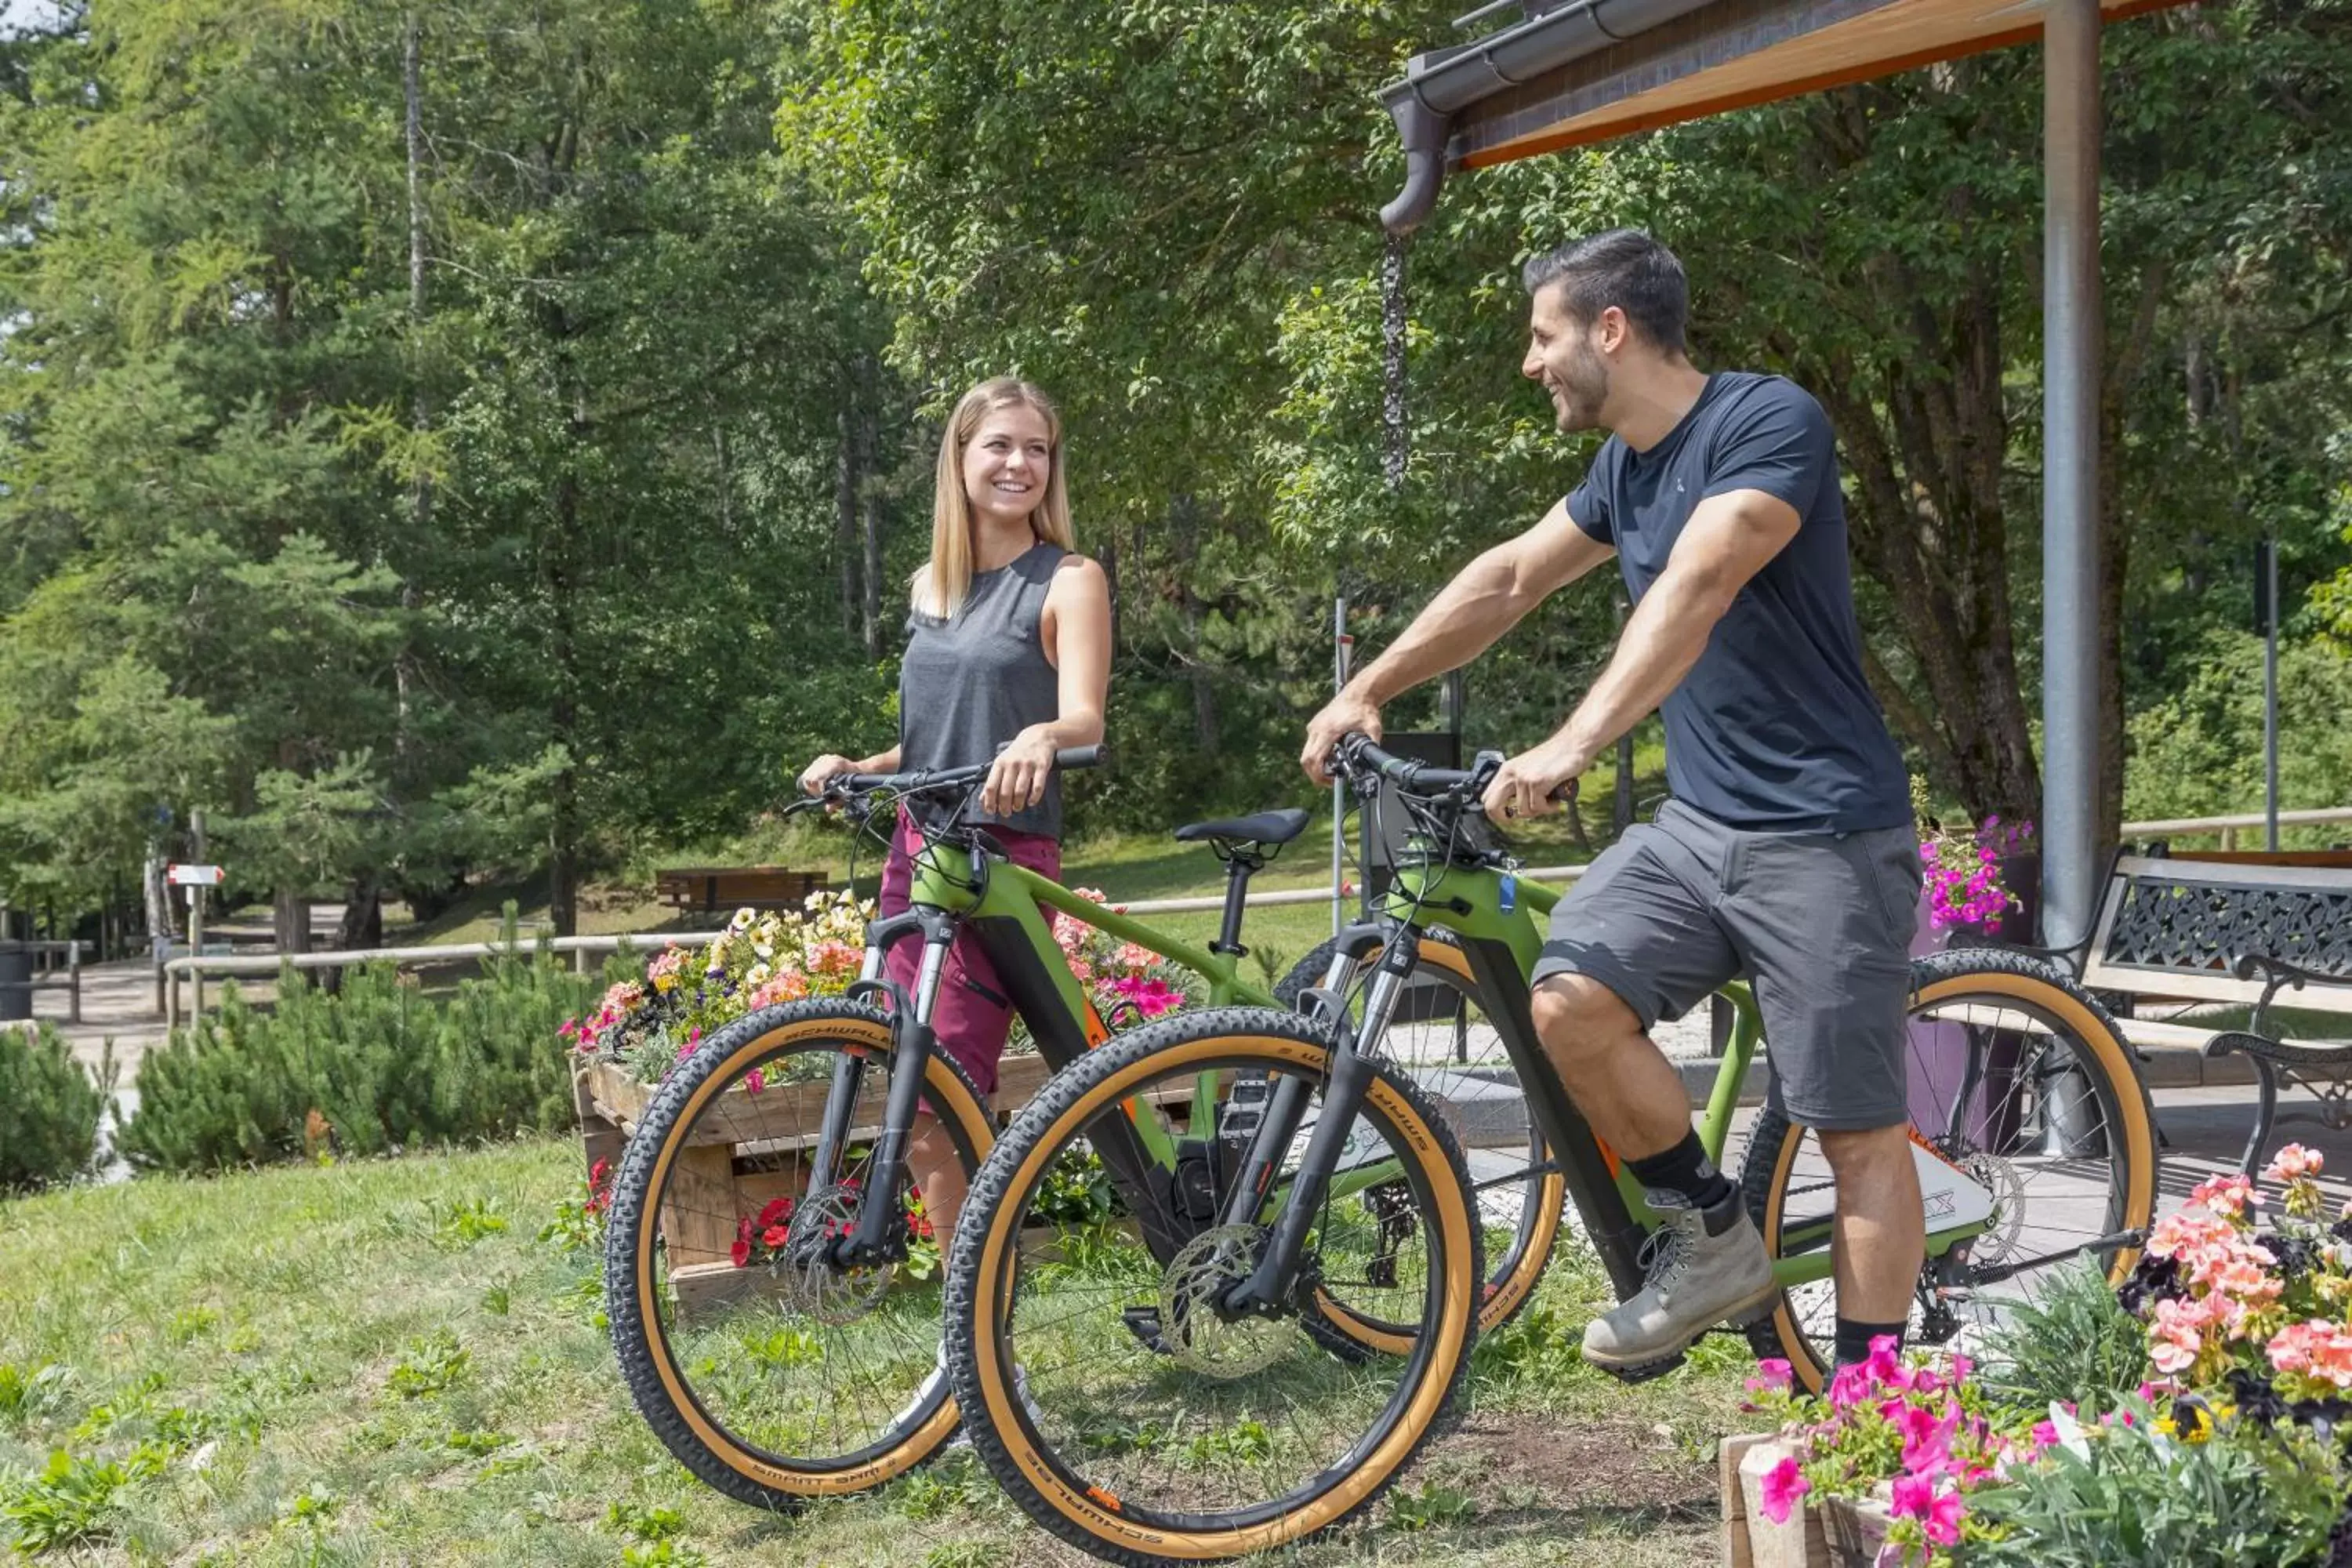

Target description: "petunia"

left=1757, top=1457, right=1809, bottom=1525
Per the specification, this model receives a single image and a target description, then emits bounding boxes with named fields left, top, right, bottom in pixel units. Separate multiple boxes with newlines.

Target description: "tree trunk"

left=550, top=462, right=581, bottom=939
left=837, top=401, right=858, bottom=637
left=394, top=9, right=428, bottom=801
left=1101, top=535, right=1120, bottom=652
left=860, top=397, right=883, bottom=658
left=274, top=886, right=311, bottom=958
left=1173, top=497, right=1218, bottom=754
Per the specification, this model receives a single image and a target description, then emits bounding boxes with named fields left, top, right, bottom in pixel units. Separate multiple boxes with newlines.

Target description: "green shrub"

left=0, top=1022, right=111, bottom=1193
left=118, top=942, right=599, bottom=1175
left=1976, top=1255, right=2151, bottom=1411
left=1964, top=1407, right=2345, bottom=1566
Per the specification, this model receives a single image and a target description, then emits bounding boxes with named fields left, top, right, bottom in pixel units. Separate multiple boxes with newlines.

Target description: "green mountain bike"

left=602, top=746, right=1541, bottom=1510
left=940, top=735, right=2159, bottom=1566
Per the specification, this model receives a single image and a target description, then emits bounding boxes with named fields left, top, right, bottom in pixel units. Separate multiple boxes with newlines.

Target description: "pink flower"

left=745, top=1069, right=766, bottom=1095
left=2264, top=1143, right=2325, bottom=1183
left=1890, top=1472, right=1936, bottom=1519
left=2030, top=1420, right=2059, bottom=1450
left=1110, top=975, right=1185, bottom=1018
left=2270, top=1321, right=2352, bottom=1388
left=1864, top=1334, right=1908, bottom=1392
left=1924, top=1490, right=1965, bottom=1546
left=1896, top=1402, right=1960, bottom=1476
left=2149, top=1296, right=2206, bottom=1374
left=1744, top=1359, right=1793, bottom=1401
left=2187, top=1171, right=2261, bottom=1218
left=1827, top=1360, right=1875, bottom=1411
left=1757, top=1457, right=1809, bottom=1524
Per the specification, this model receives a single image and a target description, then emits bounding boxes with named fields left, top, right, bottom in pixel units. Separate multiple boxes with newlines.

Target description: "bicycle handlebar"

left=1334, top=734, right=1490, bottom=797
left=826, top=744, right=1106, bottom=800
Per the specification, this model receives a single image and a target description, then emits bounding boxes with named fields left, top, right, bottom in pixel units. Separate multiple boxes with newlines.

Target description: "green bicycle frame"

left=1367, top=841, right=1990, bottom=1301
left=894, top=832, right=1414, bottom=1236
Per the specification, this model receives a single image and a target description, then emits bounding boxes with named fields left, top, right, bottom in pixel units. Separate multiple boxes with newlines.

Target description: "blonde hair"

left=913, top=378, right=1073, bottom=617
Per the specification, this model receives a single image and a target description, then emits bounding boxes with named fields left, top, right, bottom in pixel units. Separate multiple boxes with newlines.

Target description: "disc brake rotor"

left=775, top=1181, right=894, bottom=1325
left=1951, top=1148, right=2027, bottom=1269
left=1156, top=1224, right=1300, bottom=1379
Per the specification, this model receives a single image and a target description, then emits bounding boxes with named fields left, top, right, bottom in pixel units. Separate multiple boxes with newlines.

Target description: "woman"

left=799, top=377, right=1110, bottom=1246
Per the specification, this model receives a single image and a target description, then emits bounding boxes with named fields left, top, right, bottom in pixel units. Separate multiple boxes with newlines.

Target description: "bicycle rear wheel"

left=1278, top=931, right=1565, bottom=1347
left=1740, top=949, right=2158, bottom=1393
left=604, top=1000, right=995, bottom=1508
left=943, top=1007, right=1481, bottom=1566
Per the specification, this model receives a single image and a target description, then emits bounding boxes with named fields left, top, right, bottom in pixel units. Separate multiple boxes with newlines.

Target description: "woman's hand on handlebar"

left=983, top=727, right=1059, bottom=818
left=797, top=753, right=858, bottom=797
left=1480, top=738, right=1588, bottom=822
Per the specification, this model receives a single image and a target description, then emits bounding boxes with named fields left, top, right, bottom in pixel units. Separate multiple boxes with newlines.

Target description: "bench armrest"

left=2230, top=950, right=2352, bottom=1036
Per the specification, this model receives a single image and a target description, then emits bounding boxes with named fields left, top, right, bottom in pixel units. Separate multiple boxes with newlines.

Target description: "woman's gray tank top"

left=898, top=541, right=1068, bottom=837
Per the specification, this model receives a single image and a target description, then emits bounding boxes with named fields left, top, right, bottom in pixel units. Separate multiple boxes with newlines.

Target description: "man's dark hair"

left=1521, top=229, right=1689, bottom=355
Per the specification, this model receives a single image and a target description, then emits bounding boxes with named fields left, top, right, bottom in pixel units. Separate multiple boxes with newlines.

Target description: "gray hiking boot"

left=1581, top=1189, right=1777, bottom=1380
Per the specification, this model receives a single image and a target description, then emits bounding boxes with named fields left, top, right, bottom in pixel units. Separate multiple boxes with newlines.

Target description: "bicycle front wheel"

left=1278, top=931, right=1566, bottom=1348
left=604, top=1000, right=996, bottom=1508
left=1740, top=948, right=2158, bottom=1392
left=942, top=1007, right=1482, bottom=1566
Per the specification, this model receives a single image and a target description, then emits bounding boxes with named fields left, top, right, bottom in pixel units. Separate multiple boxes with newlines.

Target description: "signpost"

left=166, top=858, right=224, bottom=1018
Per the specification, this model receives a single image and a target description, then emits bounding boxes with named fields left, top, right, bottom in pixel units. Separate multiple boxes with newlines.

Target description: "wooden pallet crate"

left=576, top=1048, right=1186, bottom=1319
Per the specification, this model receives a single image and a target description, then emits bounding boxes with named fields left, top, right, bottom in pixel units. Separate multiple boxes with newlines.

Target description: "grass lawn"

left=0, top=1139, right=1750, bottom=1565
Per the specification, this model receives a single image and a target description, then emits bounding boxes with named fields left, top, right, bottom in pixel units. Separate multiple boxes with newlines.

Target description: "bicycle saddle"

left=1172, top=807, right=1311, bottom=848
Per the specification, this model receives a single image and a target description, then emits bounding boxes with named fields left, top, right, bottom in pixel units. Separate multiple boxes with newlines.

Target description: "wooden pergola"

left=1379, top=0, right=2192, bottom=949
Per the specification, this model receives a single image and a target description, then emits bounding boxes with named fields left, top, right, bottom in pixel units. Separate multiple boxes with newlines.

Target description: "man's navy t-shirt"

left=1566, top=372, right=1908, bottom=833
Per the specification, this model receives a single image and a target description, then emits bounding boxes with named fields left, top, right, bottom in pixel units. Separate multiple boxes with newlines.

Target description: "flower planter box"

left=1719, top=1434, right=1896, bottom=1568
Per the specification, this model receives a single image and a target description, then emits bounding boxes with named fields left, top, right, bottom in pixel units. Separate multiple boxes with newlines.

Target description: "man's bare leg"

left=1530, top=974, right=1777, bottom=1371
left=1819, top=1123, right=1923, bottom=1324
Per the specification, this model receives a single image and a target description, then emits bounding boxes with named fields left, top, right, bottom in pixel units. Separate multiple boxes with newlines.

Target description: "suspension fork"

left=1211, top=921, right=1396, bottom=1231
left=1219, top=935, right=1417, bottom=1319
left=822, top=907, right=956, bottom=1267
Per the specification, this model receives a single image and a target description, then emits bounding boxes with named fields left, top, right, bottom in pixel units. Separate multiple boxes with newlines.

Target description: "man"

left=1301, top=229, right=1923, bottom=1377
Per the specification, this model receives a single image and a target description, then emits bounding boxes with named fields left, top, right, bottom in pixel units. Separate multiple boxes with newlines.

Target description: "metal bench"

left=653, top=866, right=829, bottom=915
left=2079, top=854, right=2352, bottom=1174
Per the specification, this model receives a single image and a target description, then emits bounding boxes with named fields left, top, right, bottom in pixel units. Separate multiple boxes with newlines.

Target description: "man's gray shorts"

left=1530, top=799, right=1922, bottom=1132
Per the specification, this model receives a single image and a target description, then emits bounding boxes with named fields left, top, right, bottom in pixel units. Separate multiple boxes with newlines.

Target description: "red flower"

left=757, top=1196, right=794, bottom=1229
left=731, top=1215, right=754, bottom=1269
left=761, top=1225, right=789, bottom=1248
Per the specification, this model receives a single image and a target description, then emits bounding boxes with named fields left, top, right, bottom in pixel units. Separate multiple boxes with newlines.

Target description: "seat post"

left=1210, top=851, right=1258, bottom=957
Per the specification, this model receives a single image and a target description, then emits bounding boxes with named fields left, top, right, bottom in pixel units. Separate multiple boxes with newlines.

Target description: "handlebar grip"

left=1054, top=744, right=1105, bottom=772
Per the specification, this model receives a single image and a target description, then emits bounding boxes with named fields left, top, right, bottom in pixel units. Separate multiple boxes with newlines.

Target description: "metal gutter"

left=1379, top=0, right=1724, bottom=232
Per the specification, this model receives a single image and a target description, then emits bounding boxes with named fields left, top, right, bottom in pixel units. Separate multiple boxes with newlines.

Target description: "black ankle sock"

left=1834, top=1317, right=1907, bottom=1368
left=1627, top=1132, right=1736, bottom=1229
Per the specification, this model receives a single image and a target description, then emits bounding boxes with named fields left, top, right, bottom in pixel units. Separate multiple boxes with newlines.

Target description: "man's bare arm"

left=1481, top=488, right=1801, bottom=820
left=1301, top=499, right=1614, bottom=782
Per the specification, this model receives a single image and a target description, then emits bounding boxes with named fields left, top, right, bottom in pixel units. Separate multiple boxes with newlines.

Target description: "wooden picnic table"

left=654, top=866, right=829, bottom=914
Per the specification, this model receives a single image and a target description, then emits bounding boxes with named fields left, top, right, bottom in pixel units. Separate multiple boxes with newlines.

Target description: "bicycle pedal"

left=1121, top=1305, right=1176, bottom=1357
left=1597, top=1350, right=1686, bottom=1386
